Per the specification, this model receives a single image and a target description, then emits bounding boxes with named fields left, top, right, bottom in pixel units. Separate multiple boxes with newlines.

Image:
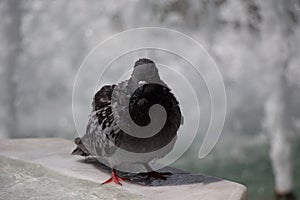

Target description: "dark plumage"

left=72, top=58, right=183, bottom=184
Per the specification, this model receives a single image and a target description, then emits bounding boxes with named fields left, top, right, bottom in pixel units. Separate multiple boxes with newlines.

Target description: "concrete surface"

left=0, top=138, right=247, bottom=200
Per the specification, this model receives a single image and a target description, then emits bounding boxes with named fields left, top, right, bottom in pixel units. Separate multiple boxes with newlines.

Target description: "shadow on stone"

left=77, top=157, right=221, bottom=186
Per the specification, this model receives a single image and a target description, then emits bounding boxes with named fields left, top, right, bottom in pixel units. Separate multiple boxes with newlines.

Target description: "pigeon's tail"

left=71, top=137, right=90, bottom=157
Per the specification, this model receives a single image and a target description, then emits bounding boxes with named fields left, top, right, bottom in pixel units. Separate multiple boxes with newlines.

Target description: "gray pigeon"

left=72, top=58, right=182, bottom=185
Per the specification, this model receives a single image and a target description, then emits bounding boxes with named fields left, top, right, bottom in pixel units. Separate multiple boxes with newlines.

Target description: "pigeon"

left=72, top=58, right=183, bottom=185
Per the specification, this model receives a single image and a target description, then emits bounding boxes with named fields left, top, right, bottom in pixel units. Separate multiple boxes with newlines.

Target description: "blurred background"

left=0, top=0, right=300, bottom=199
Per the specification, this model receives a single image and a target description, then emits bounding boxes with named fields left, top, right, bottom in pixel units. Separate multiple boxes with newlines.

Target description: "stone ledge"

left=0, top=138, right=247, bottom=200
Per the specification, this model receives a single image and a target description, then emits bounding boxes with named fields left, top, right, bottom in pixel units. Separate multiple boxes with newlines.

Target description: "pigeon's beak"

left=138, top=81, right=147, bottom=85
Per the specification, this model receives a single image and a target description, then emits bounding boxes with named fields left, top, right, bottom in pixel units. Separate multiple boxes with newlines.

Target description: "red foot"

left=101, top=169, right=125, bottom=186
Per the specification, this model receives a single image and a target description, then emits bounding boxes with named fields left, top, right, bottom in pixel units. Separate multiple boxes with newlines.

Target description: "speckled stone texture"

left=0, top=138, right=247, bottom=200
left=0, top=156, right=140, bottom=200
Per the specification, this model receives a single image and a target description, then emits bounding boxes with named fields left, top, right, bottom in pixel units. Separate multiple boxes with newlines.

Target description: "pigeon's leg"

left=140, top=163, right=172, bottom=180
left=101, top=169, right=124, bottom=185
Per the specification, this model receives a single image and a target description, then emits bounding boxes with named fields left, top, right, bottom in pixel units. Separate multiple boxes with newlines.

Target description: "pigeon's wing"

left=71, top=137, right=91, bottom=156
left=83, top=84, right=121, bottom=158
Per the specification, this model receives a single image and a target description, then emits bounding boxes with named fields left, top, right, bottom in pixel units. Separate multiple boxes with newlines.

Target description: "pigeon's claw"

left=101, top=169, right=125, bottom=186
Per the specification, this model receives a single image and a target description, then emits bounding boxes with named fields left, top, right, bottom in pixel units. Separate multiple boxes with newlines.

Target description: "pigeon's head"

left=132, top=58, right=159, bottom=82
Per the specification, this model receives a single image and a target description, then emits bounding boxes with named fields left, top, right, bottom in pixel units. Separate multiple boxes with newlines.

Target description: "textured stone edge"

left=0, top=155, right=142, bottom=200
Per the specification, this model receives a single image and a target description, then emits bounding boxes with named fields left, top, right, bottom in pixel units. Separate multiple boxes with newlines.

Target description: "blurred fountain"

left=0, top=0, right=299, bottom=199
